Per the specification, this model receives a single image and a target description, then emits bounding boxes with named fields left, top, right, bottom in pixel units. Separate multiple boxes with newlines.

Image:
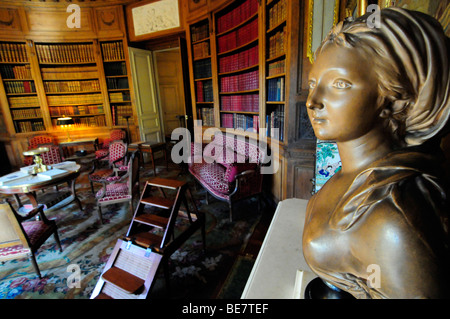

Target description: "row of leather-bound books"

left=0, top=42, right=27, bottom=63
left=49, top=105, right=104, bottom=117
left=36, top=43, right=95, bottom=64
left=101, top=41, right=125, bottom=61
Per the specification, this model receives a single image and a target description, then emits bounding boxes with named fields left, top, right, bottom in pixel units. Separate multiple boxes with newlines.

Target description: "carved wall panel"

left=0, top=7, right=23, bottom=39
left=24, top=7, right=97, bottom=40
left=285, top=149, right=315, bottom=200
left=94, top=6, right=124, bottom=38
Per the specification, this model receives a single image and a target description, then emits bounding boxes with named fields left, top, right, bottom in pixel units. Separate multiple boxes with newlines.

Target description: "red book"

left=23, top=81, right=30, bottom=93
left=196, top=81, right=204, bottom=102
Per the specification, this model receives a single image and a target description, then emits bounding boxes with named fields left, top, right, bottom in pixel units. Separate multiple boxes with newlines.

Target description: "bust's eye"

left=308, top=80, right=316, bottom=90
left=333, top=79, right=351, bottom=89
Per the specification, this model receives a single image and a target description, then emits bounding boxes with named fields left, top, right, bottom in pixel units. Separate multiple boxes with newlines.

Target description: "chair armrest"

left=96, top=181, right=108, bottom=200
left=235, top=169, right=256, bottom=177
left=90, top=171, right=126, bottom=185
left=98, top=166, right=130, bottom=184
left=229, top=169, right=257, bottom=197
left=95, top=171, right=130, bottom=199
left=95, top=152, right=109, bottom=161
left=89, top=158, right=101, bottom=174
left=224, top=162, right=258, bottom=183
left=101, top=138, right=113, bottom=149
left=15, top=204, right=49, bottom=223
left=112, top=155, right=126, bottom=167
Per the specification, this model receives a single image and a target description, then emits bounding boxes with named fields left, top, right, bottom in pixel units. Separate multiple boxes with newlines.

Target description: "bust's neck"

left=337, top=128, right=394, bottom=174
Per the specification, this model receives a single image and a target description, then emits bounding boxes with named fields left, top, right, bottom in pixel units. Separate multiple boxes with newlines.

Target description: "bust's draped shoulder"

left=322, top=148, right=450, bottom=298
left=330, top=149, right=449, bottom=238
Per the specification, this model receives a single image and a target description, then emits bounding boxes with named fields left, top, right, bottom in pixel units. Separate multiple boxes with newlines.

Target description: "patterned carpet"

left=0, top=161, right=268, bottom=299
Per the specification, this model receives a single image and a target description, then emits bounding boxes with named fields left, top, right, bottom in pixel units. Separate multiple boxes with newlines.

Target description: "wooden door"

left=154, top=48, right=187, bottom=138
left=128, top=47, right=163, bottom=143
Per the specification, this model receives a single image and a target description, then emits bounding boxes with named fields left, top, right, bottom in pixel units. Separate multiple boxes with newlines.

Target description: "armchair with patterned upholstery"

left=95, top=150, right=140, bottom=224
left=23, top=135, right=54, bottom=166
left=188, top=133, right=265, bottom=221
left=88, top=140, right=128, bottom=193
left=95, top=129, right=127, bottom=160
left=0, top=199, right=63, bottom=278
left=40, top=144, right=64, bottom=166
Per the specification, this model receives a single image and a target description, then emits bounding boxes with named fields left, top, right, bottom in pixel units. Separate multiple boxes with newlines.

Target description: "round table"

left=0, top=164, right=83, bottom=211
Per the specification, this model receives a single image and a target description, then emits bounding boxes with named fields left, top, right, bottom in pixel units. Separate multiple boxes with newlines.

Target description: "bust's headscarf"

left=317, top=8, right=450, bottom=147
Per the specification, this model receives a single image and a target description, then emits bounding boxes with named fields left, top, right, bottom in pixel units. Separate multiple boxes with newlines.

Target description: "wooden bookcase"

left=215, top=0, right=260, bottom=133
left=264, top=0, right=287, bottom=142
left=0, top=3, right=136, bottom=169
left=0, top=37, right=136, bottom=134
left=100, top=39, right=133, bottom=127
left=190, top=19, right=215, bottom=127
left=35, top=41, right=107, bottom=129
left=0, top=41, right=45, bottom=133
left=188, top=0, right=289, bottom=142
left=186, top=0, right=314, bottom=201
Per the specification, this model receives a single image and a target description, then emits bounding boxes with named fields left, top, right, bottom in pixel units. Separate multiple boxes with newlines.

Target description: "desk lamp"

left=57, top=116, right=74, bottom=142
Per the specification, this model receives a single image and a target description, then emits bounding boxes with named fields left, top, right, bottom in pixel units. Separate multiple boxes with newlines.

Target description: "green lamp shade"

left=56, top=116, right=74, bottom=126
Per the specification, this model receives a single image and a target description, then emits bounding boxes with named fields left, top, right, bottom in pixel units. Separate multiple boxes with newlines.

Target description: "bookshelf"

left=190, top=19, right=215, bottom=127
left=101, top=40, right=133, bottom=127
left=215, top=0, right=260, bottom=133
left=264, top=0, right=287, bottom=142
left=0, top=41, right=45, bottom=133
left=35, top=42, right=106, bottom=129
left=187, top=0, right=289, bottom=140
left=185, top=0, right=309, bottom=202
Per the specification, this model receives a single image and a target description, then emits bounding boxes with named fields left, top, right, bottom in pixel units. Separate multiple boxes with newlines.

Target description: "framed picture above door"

left=126, top=0, right=184, bottom=41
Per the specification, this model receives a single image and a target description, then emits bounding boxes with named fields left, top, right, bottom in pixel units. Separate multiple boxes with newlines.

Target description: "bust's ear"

left=376, top=95, right=391, bottom=119
left=379, top=108, right=391, bottom=119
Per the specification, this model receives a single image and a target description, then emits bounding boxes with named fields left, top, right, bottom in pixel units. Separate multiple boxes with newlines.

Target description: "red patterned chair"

left=40, top=144, right=64, bottom=166
left=188, top=133, right=265, bottom=221
left=95, top=129, right=126, bottom=160
left=95, top=150, right=140, bottom=224
left=88, top=140, right=128, bottom=193
left=23, top=135, right=54, bottom=166
left=0, top=199, right=62, bottom=279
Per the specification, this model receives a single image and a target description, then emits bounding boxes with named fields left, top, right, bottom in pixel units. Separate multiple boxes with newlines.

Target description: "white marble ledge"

left=241, top=198, right=317, bottom=299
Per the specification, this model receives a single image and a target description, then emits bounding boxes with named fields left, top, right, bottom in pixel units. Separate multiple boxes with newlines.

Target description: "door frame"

left=152, top=47, right=180, bottom=138
left=128, top=46, right=165, bottom=142
left=152, top=41, right=193, bottom=139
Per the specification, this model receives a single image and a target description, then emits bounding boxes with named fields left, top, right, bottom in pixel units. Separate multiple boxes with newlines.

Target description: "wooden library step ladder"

left=90, top=177, right=205, bottom=299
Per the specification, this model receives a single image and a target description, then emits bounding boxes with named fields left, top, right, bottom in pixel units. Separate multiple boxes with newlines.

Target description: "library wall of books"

left=0, top=0, right=313, bottom=200
left=188, top=0, right=287, bottom=142
left=0, top=38, right=132, bottom=134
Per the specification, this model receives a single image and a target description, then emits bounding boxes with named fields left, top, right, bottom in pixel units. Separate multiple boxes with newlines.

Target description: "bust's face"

left=306, top=43, right=381, bottom=142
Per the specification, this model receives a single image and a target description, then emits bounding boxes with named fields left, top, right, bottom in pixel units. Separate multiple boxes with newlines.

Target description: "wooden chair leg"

left=98, top=205, right=103, bottom=224
left=28, top=252, right=42, bottom=279
left=69, top=179, right=83, bottom=211
left=229, top=201, right=233, bottom=222
left=53, top=231, right=63, bottom=252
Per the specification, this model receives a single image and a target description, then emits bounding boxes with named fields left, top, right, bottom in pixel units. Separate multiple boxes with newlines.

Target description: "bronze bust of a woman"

left=303, top=8, right=450, bottom=298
